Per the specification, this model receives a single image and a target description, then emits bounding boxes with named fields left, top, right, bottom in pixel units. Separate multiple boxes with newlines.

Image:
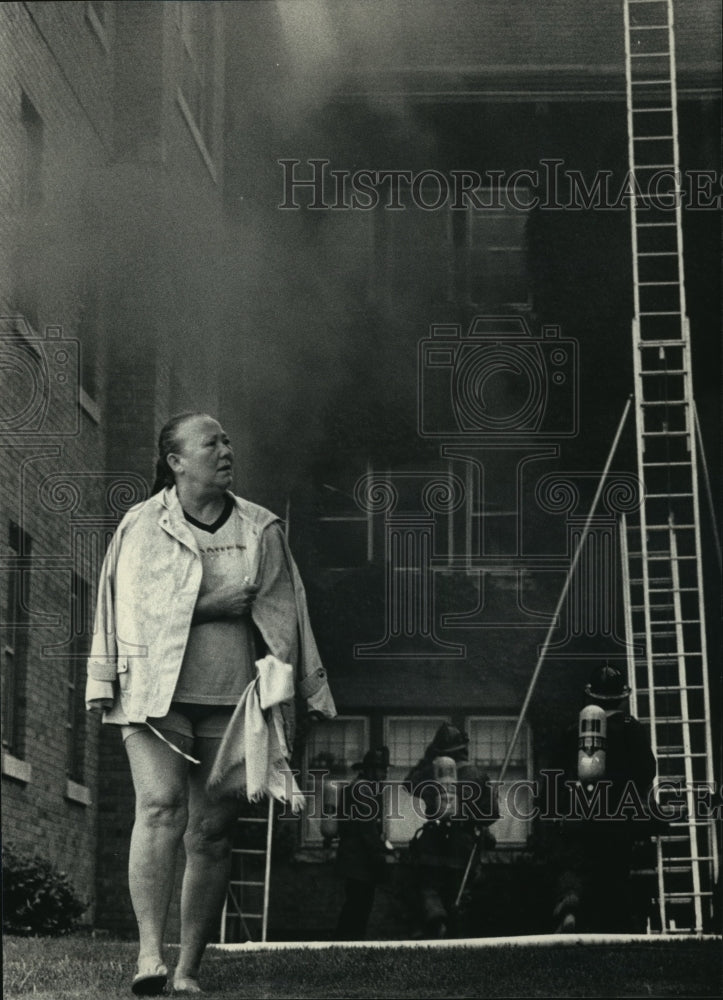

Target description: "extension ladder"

left=219, top=797, right=274, bottom=942
left=621, top=0, right=718, bottom=933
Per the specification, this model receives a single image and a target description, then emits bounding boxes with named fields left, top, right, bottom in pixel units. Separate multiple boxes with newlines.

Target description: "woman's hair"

left=150, top=411, right=207, bottom=494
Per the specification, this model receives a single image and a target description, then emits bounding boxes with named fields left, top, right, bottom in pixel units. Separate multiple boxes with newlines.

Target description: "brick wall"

left=0, top=1, right=114, bottom=921
left=1, top=0, right=224, bottom=930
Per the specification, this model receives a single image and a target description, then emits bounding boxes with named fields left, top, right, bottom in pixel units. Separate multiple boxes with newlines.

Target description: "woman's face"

left=169, top=415, right=234, bottom=493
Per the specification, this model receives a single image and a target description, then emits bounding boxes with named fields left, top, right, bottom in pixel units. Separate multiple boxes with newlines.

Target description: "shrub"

left=2, top=845, right=87, bottom=936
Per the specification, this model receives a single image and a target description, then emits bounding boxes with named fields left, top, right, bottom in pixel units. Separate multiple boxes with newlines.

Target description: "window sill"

left=65, top=779, right=92, bottom=806
left=79, top=387, right=101, bottom=424
left=2, top=752, right=33, bottom=784
left=176, top=89, right=218, bottom=185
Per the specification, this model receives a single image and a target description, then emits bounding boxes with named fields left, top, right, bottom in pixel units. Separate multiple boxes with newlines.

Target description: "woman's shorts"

left=120, top=702, right=235, bottom=743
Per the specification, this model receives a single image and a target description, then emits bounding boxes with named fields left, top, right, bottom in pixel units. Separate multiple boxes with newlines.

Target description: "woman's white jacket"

left=84, top=487, right=335, bottom=737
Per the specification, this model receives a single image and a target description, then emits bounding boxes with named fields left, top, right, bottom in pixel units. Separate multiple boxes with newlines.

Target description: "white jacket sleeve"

left=85, top=532, right=121, bottom=708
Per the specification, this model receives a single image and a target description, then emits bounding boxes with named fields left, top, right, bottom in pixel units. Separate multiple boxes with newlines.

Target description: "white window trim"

left=302, top=715, right=370, bottom=846
left=65, top=779, right=92, bottom=806
left=176, top=88, right=218, bottom=185
left=383, top=714, right=452, bottom=752
left=383, top=715, right=451, bottom=845
left=465, top=714, right=534, bottom=847
left=2, top=752, right=33, bottom=784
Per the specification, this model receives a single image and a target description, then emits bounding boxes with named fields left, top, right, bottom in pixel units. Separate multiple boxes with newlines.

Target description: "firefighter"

left=551, top=663, right=657, bottom=933
left=334, top=747, right=394, bottom=939
left=406, top=724, right=497, bottom=938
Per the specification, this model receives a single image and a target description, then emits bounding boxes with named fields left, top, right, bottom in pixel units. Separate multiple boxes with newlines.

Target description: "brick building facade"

left=1, top=0, right=225, bottom=930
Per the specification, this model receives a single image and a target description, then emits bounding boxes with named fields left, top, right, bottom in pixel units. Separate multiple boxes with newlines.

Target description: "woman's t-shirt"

left=173, top=500, right=256, bottom=704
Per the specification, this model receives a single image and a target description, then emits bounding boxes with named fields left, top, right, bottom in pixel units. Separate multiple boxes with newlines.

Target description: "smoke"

left=219, top=1, right=446, bottom=505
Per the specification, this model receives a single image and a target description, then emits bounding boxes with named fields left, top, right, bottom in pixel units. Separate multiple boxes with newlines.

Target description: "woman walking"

left=86, top=412, right=334, bottom=994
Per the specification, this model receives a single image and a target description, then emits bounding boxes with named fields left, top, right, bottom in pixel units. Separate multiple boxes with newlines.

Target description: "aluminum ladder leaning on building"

left=219, top=798, right=274, bottom=943
left=620, top=0, right=719, bottom=934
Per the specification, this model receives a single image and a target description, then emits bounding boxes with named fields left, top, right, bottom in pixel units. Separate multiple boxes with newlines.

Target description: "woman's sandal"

left=172, top=975, right=203, bottom=993
left=131, top=962, right=168, bottom=996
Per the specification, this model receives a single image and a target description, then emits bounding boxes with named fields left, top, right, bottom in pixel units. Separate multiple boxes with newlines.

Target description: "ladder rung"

left=653, top=717, right=707, bottom=725
left=643, top=493, right=693, bottom=498
left=656, top=746, right=707, bottom=753
left=648, top=648, right=701, bottom=655
left=640, top=400, right=687, bottom=406
left=234, top=849, right=267, bottom=856
left=640, top=369, right=688, bottom=374
left=632, top=106, right=673, bottom=112
left=235, top=880, right=265, bottom=888
left=637, top=339, right=685, bottom=347
left=663, top=891, right=713, bottom=899
left=640, top=618, right=700, bottom=624
left=234, top=911, right=264, bottom=918
left=629, top=25, right=668, bottom=30
left=642, top=461, right=691, bottom=466
left=641, top=430, right=689, bottom=436
left=637, top=251, right=678, bottom=256
left=636, top=684, right=704, bottom=692
left=631, top=53, right=670, bottom=59
left=668, top=819, right=715, bottom=828
left=639, top=310, right=681, bottom=316
left=637, top=235, right=677, bottom=239
left=631, top=79, right=672, bottom=85
left=663, top=857, right=716, bottom=866
left=237, top=817, right=271, bottom=824
left=633, top=164, right=676, bottom=170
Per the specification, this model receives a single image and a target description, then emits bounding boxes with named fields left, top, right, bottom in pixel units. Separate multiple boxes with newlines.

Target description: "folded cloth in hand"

left=206, top=654, right=304, bottom=811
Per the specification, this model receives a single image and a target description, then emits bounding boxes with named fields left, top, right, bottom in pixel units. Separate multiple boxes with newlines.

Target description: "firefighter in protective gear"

left=550, top=663, right=657, bottom=933
left=334, top=747, right=394, bottom=939
left=407, top=724, right=497, bottom=938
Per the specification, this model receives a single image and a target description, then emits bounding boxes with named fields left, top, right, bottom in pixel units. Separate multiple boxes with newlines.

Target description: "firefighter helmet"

left=353, top=746, right=390, bottom=774
left=585, top=663, right=631, bottom=702
left=429, top=723, right=469, bottom=756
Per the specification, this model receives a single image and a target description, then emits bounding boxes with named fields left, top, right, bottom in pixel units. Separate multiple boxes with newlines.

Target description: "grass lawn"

left=3, top=935, right=722, bottom=999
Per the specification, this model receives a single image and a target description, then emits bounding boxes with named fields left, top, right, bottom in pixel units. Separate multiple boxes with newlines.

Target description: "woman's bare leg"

left=124, top=730, right=190, bottom=974
left=173, top=737, right=239, bottom=992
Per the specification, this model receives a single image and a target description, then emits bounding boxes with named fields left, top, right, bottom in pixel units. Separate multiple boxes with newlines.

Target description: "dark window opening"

left=66, top=573, right=90, bottom=783
left=1, top=522, right=32, bottom=757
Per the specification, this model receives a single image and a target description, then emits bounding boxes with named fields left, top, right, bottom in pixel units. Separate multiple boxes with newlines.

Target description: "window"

left=1, top=522, right=32, bottom=759
left=66, top=573, right=91, bottom=784
left=466, top=716, right=533, bottom=846
left=384, top=716, right=450, bottom=844
left=303, top=716, right=369, bottom=844
left=454, top=191, right=530, bottom=310
left=178, top=1, right=216, bottom=156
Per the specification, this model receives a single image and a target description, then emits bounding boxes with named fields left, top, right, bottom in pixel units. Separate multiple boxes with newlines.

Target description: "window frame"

left=383, top=714, right=451, bottom=845
left=66, top=572, right=91, bottom=785
left=1, top=522, right=32, bottom=765
left=465, top=714, right=534, bottom=847
left=302, top=714, right=370, bottom=846
left=176, top=0, right=218, bottom=181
